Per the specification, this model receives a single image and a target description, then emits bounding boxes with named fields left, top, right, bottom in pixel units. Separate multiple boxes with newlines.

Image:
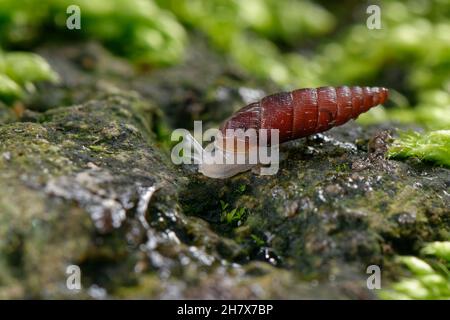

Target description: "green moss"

left=88, top=145, right=110, bottom=153
left=0, top=0, right=449, bottom=299
left=3, top=52, right=59, bottom=85
left=422, top=241, right=450, bottom=261
left=388, top=130, right=450, bottom=167
left=334, top=163, right=350, bottom=173
left=250, top=234, right=265, bottom=248
left=0, top=94, right=178, bottom=298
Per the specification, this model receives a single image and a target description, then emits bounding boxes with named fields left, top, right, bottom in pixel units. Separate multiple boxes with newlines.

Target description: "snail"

left=173, top=86, right=389, bottom=179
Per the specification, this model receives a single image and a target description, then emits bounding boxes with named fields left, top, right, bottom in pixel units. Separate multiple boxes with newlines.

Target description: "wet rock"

left=183, top=123, right=449, bottom=288
left=0, top=93, right=245, bottom=298
left=28, top=42, right=135, bottom=112
left=1, top=39, right=448, bottom=299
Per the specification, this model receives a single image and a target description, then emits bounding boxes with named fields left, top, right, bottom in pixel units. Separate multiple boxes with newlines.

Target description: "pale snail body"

left=199, top=157, right=256, bottom=179
left=192, top=86, right=389, bottom=179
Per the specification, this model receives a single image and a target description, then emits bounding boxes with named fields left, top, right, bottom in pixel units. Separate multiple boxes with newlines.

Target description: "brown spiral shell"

left=221, top=86, right=389, bottom=143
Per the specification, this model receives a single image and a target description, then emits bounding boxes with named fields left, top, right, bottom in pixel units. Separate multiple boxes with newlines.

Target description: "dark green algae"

left=0, top=41, right=449, bottom=299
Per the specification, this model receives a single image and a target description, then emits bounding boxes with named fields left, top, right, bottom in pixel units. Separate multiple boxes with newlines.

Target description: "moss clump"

left=380, top=242, right=450, bottom=300
left=388, top=130, right=450, bottom=168
left=157, top=0, right=335, bottom=85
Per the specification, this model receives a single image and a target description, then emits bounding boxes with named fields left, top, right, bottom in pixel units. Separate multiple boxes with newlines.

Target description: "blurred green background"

left=0, top=0, right=449, bottom=125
